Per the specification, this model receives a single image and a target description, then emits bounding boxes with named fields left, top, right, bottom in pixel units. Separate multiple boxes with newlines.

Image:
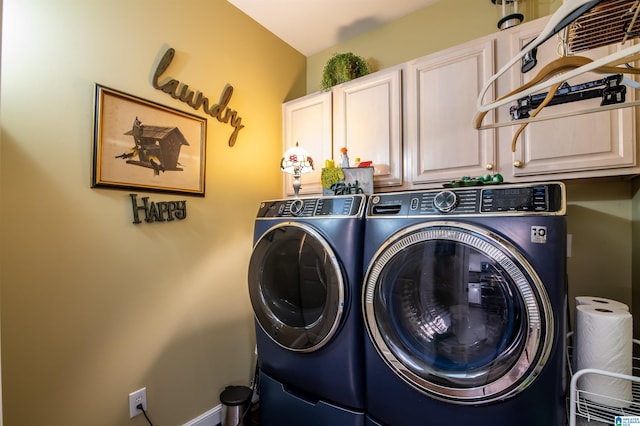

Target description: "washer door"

left=363, top=221, right=553, bottom=404
left=248, top=222, right=344, bottom=352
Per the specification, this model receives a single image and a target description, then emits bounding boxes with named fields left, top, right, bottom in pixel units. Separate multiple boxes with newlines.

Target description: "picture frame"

left=92, top=84, right=207, bottom=196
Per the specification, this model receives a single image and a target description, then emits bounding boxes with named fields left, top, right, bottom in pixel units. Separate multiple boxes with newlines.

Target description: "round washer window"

left=363, top=221, right=553, bottom=404
left=248, top=222, right=344, bottom=352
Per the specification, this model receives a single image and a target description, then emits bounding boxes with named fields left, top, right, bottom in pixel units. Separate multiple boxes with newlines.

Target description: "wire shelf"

left=568, top=333, right=640, bottom=425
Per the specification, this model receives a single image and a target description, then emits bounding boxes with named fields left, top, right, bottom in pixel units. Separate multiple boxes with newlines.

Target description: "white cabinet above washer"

left=332, top=66, right=404, bottom=189
left=282, top=91, right=333, bottom=197
left=495, top=16, right=637, bottom=179
left=406, top=36, right=498, bottom=186
left=282, top=66, right=404, bottom=196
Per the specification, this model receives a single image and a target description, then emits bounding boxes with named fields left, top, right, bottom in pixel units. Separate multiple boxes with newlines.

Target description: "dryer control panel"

left=257, top=194, right=366, bottom=218
left=368, top=182, right=565, bottom=217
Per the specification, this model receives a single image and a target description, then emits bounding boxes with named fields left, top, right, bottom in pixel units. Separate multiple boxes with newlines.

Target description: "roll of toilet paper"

left=575, top=296, right=629, bottom=312
left=575, top=305, right=633, bottom=407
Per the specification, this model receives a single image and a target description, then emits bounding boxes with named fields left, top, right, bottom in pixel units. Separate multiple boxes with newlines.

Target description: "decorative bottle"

left=340, top=147, right=349, bottom=168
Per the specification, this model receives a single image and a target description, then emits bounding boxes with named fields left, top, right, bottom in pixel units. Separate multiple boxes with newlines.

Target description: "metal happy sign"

left=130, top=194, right=187, bottom=224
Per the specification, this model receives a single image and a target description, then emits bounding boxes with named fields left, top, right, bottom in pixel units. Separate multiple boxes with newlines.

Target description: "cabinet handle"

left=485, top=163, right=494, bottom=171
left=513, top=160, right=524, bottom=168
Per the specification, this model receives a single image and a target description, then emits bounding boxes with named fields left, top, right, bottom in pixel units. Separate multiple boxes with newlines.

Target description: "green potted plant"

left=320, top=52, right=370, bottom=91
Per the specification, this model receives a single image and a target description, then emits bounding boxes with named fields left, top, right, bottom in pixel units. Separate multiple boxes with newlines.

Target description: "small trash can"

left=220, top=385, right=253, bottom=426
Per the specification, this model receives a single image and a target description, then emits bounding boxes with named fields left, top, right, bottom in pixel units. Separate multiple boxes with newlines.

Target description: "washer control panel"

left=368, top=182, right=565, bottom=217
left=257, top=194, right=366, bottom=218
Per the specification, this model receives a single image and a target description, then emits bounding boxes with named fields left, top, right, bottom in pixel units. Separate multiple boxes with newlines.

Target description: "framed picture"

left=92, top=84, right=207, bottom=196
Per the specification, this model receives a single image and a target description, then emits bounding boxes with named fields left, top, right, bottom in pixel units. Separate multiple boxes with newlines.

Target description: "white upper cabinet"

left=283, top=15, right=640, bottom=197
left=407, top=37, right=498, bottom=185
left=282, top=91, right=332, bottom=196
left=332, top=66, right=404, bottom=188
left=282, top=67, right=404, bottom=196
left=496, top=17, right=636, bottom=178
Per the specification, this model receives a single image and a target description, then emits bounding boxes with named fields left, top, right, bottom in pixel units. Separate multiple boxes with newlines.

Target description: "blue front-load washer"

left=362, top=182, right=567, bottom=426
left=248, top=195, right=366, bottom=426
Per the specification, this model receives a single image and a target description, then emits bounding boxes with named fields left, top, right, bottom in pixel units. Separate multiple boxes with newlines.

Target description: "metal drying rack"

left=567, top=332, right=640, bottom=425
left=476, top=0, right=640, bottom=130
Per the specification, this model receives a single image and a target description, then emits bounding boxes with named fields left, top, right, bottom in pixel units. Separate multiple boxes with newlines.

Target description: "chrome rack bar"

left=509, top=74, right=626, bottom=120
left=477, top=97, right=640, bottom=129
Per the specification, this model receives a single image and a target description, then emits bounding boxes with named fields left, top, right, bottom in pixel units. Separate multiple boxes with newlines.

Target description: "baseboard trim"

left=182, top=404, right=221, bottom=426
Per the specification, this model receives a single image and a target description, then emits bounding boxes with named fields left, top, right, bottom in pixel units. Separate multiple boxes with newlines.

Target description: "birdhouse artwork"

left=117, top=117, right=189, bottom=175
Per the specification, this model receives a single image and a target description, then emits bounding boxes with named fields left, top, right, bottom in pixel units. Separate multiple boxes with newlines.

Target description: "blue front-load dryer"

left=248, top=195, right=366, bottom=426
left=362, top=182, right=567, bottom=426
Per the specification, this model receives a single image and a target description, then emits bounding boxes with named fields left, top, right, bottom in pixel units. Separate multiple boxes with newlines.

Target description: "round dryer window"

left=363, top=221, right=553, bottom=404
left=248, top=222, right=344, bottom=352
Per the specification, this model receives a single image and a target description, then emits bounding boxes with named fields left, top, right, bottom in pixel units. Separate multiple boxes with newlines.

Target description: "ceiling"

left=226, top=0, right=441, bottom=56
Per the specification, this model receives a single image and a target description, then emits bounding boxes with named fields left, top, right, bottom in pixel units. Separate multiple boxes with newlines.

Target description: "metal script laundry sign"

left=152, top=47, right=245, bottom=147
left=130, top=194, right=187, bottom=224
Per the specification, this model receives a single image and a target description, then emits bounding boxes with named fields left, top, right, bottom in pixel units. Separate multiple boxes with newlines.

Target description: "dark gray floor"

left=575, top=417, right=610, bottom=425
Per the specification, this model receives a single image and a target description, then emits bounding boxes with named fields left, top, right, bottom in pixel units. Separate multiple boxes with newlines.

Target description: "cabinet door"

left=332, top=67, right=403, bottom=188
left=282, top=91, right=333, bottom=196
left=503, top=18, right=636, bottom=177
left=408, top=37, right=497, bottom=185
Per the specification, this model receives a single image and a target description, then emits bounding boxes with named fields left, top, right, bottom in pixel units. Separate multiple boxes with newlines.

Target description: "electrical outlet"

left=128, top=387, right=147, bottom=418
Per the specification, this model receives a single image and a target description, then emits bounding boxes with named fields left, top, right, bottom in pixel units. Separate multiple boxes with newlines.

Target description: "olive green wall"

left=633, top=178, right=640, bottom=335
left=565, top=180, right=634, bottom=328
left=0, top=0, right=305, bottom=424
left=0, top=0, right=3, bottom=422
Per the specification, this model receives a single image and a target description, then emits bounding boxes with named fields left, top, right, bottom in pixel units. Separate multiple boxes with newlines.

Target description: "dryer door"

left=363, top=221, right=553, bottom=404
left=248, top=222, right=344, bottom=352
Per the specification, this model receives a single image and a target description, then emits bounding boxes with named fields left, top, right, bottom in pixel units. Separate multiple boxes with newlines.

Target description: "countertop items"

left=444, top=173, right=504, bottom=188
